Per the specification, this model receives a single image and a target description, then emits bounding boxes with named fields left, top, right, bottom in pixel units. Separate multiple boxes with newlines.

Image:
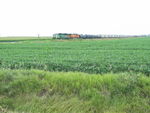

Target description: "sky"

left=0, top=0, right=150, bottom=36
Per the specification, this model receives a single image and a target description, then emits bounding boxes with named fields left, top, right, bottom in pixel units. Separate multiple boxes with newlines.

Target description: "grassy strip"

left=0, top=70, right=150, bottom=113
left=0, top=37, right=52, bottom=40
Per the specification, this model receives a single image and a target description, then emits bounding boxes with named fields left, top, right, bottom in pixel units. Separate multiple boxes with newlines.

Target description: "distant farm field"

left=0, top=37, right=150, bottom=75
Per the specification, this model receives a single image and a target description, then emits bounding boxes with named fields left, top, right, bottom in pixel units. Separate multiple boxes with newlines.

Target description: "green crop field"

left=0, top=37, right=150, bottom=74
left=0, top=37, right=150, bottom=113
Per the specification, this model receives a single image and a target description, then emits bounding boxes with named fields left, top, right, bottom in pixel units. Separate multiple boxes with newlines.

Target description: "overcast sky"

left=0, top=0, right=150, bottom=36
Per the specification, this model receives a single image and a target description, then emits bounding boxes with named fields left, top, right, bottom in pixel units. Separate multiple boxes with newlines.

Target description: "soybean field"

left=0, top=37, right=150, bottom=75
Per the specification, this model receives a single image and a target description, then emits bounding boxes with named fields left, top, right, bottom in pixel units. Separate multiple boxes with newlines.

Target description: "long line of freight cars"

left=53, top=33, right=148, bottom=39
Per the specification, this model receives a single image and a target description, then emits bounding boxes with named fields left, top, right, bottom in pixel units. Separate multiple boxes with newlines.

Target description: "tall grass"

left=0, top=70, right=150, bottom=113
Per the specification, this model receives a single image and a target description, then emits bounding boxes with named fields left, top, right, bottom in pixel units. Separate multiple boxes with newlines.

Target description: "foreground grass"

left=0, top=70, right=150, bottom=113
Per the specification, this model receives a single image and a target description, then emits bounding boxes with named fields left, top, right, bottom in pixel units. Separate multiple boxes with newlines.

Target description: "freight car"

left=80, top=34, right=101, bottom=39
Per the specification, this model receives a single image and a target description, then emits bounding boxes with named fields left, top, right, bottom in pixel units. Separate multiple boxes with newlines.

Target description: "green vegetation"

left=0, top=36, right=51, bottom=40
left=0, top=37, right=150, bottom=75
left=0, top=37, right=150, bottom=112
left=0, top=70, right=150, bottom=113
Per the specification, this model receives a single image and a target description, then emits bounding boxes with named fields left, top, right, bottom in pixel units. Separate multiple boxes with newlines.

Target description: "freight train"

left=53, top=33, right=144, bottom=39
left=53, top=33, right=102, bottom=39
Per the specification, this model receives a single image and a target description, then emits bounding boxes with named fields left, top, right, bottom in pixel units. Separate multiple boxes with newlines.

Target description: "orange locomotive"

left=68, top=34, right=80, bottom=38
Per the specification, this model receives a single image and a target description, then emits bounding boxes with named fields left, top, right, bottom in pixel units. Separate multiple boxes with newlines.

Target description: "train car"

left=79, top=34, right=102, bottom=39
left=79, top=34, right=87, bottom=39
left=68, top=34, right=80, bottom=38
left=53, top=33, right=71, bottom=39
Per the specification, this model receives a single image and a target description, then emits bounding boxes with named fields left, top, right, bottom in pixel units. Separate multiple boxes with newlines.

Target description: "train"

left=53, top=33, right=147, bottom=39
left=53, top=33, right=102, bottom=39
